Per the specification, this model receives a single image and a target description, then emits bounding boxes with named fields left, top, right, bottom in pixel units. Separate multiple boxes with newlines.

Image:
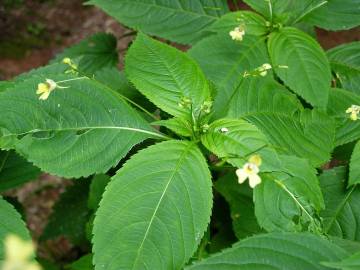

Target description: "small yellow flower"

left=346, top=105, right=360, bottom=121
left=62, top=57, right=72, bottom=65
left=36, top=79, right=57, bottom=100
left=229, top=26, right=245, bottom=41
left=258, top=63, right=272, bottom=77
left=1, top=234, right=41, bottom=270
left=236, top=154, right=262, bottom=188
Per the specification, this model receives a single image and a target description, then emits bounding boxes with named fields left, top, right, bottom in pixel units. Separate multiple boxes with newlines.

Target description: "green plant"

left=1, top=0, right=360, bottom=269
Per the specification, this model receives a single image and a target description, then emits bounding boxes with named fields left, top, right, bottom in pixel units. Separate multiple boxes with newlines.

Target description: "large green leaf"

left=93, top=140, right=212, bottom=270
left=126, top=33, right=212, bottom=118
left=304, top=0, right=360, bottom=31
left=189, top=33, right=269, bottom=118
left=327, top=42, right=360, bottom=95
left=0, top=150, right=41, bottom=191
left=319, top=166, right=360, bottom=241
left=268, top=27, right=331, bottom=108
left=327, top=88, right=360, bottom=146
left=254, top=155, right=324, bottom=232
left=41, top=180, right=90, bottom=245
left=67, top=254, right=93, bottom=270
left=215, top=173, right=262, bottom=239
left=0, top=74, right=164, bottom=178
left=53, top=33, right=118, bottom=75
left=0, top=196, right=31, bottom=259
left=238, top=109, right=335, bottom=167
left=227, top=76, right=302, bottom=117
left=87, top=0, right=229, bottom=44
left=349, top=141, right=360, bottom=186
left=201, top=118, right=282, bottom=171
left=186, top=232, right=348, bottom=270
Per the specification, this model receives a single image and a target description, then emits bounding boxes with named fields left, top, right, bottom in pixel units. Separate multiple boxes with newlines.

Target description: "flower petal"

left=249, top=174, right=261, bottom=188
left=236, top=168, right=248, bottom=184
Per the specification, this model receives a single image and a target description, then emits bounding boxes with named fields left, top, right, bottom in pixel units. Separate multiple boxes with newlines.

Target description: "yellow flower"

left=229, top=26, right=245, bottom=41
left=36, top=79, right=57, bottom=100
left=258, top=63, right=272, bottom=77
left=346, top=105, right=360, bottom=121
left=62, top=57, right=72, bottom=65
left=1, top=234, right=41, bottom=270
left=236, top=155, right=262, bottom=188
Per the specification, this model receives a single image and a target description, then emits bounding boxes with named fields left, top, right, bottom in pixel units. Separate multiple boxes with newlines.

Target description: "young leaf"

left=243, top=0, right=327, bottom=24
left=87, top=0, right=229, bottom=44
left=53, top=33, right=118, bottom=75
left=327, top=42, right=360, bottom=94
left=243, top=109, right=335, bottom=167
left=327, top=88, right=360, bottom=146
left=201, top=118, right=282, bottom=171
left=93, top=140, right=212, bottom=270
left=227, top=76, right=302, bottom=117
left=0, top=74, right=163, bottom=178
left=189, top=33, right=269, bottom=118
left=319, top=167, right=360, bottom=241
left=0, top=150, right=41, bottom=192
left=304, top=0, right=360, bottom=31
left=0, top=196, right=31, bottom=259
left=41, top=180, right=90, bottom=245
left=186, top=232, right=348, bottom=270
left=215, top=173, right=262, bottom=239
left=268, top=27, right=331, bottom=108
left=67, top=254, right=93, bottom=270
left=153, top=118, right=193, bottom=137
left=88, top=174, right=110, bottom=211
left=254, top=155, right=324, bottom=232
left=126, top=33, right=212, bottom=118
left=349, top=141, right=360, bottom=186
left=209, top=11, right=268, bottom=36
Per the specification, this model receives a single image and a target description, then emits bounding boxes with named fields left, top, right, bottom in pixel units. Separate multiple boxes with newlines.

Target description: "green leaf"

left=88, top=174, right=110, bottom=211
left=254, top=155, right=324, bottom=232
left=67, top=254, right=93, bottom=270
left=53, top=33, right=118, bottom=75
left=153, top=118, right=193, bottom=137
left=227, top=76, right=302, bottom=117
left=42, top=180, right=90, bottom=245
left=93, top=140, right=212, bottom=270
left=268, top=27, right=331, bottom=108
left=304, top=0, right=360, bottom=31
left=0, top=196, right=31, bottom=259
left=323, top=251, right=360, bottom=270
left=215, top=173, right=262, bottom=239
left=186, top=232, right=348, bottom=270
left=319, top=166, right=360, bottom=241
left=327, top=88, right=360, bottom=146
left=349, top=141, right=360, bottom=186
left=0, top=74, right=163, bottom=178
left=209, top=11, right=268, bottom=36
left=201, top=118, right=282, bottom=171
left=0, top=150, right=41, bottom=191
left=327, top=42, right=360, bottom=94
left=189, top=33, right=269, bottom=118
left=126, top=33, right=212, bottom=118
left=243, top=109, right=335, bottom=167
left=87, top=0, right=228, bottom=44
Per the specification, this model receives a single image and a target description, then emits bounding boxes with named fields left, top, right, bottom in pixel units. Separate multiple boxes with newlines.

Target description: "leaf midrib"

left=131, top=142, right=194, bottom=269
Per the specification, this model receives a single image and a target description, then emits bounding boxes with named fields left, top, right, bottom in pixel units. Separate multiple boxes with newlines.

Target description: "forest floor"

left=0, top=0, right=359, bottom=265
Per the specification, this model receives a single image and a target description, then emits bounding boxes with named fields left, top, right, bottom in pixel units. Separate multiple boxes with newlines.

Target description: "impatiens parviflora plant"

left=0, top=0, right=360, bottom=269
